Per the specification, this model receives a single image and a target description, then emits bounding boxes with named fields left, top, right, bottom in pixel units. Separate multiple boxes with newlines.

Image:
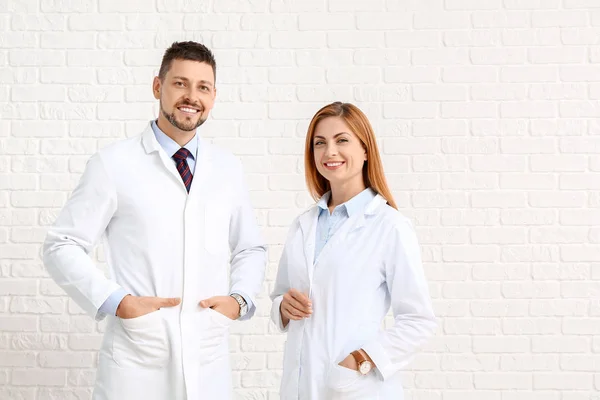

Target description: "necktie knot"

left=173, top=148, right=192, bottom=161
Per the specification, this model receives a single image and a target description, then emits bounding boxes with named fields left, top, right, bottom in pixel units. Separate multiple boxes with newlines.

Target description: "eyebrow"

left=313, top=132, right=350, bottom=140
left=172, top=76, right=214, bottom=87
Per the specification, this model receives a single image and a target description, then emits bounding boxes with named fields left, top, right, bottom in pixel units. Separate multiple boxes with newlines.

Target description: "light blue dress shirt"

left=151, top=120, right=198, bottom=174
left=99, top=121, right=253, bottom=317
left=314, top=188, right=376, bottom=262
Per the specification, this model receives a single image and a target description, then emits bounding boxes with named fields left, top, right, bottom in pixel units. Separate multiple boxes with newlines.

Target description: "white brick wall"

left=0, top=1, right=599, bottom=399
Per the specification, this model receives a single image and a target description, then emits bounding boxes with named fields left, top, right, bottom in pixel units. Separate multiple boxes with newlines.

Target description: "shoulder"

left=370, top=205, right=423, bottom=266
left=204, top=141, right=243, bottom=173
left=96, top=134, right=143, bottom=162
left=373, top=203, right=417, bottom=237
left=205, top=141, right=239, bottom=162
left=77, top=135, right=138, bottom=171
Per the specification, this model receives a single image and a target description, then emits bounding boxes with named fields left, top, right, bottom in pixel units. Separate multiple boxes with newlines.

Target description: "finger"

left=283, top=305, right=304, bottom=320
left=289, top=289, right=312, bottom=307
left=283, top=297, right=309, bottom=318
left=199, top=297, right=216, bottom=308
left=284, top=303, right=310, bottom=319
left=156, top=297, right=181, bottom=308
left=289, top=304, right=311, bottom=318
left=284, top=294, right=312, bottom=314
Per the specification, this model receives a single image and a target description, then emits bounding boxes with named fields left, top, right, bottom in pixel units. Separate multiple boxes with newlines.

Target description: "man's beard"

left=160, top=100, right=207, bottom=132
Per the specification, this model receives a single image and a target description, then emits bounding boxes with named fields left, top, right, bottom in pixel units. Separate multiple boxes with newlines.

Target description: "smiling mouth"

left=324, top=161, right=345, bottom=169
left=177, top=106, right=201, bottom=115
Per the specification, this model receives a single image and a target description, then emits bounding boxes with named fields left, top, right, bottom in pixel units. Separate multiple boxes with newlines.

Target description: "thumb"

left=199, top=297, right=217, bottom=308
left=156, top=297, right=181, bottom=308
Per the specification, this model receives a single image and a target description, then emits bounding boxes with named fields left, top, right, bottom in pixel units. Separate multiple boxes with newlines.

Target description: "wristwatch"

left=351, top=350, right=373, bottom=375
left=230, top=293, right=248, bottom=318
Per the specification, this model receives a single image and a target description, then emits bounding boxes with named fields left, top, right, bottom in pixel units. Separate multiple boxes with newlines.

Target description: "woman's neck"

left=328, top=180, right=367, bottom=211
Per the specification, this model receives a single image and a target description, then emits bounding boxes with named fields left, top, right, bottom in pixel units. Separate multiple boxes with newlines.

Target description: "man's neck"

left=156, top=116, right=196, bottom=147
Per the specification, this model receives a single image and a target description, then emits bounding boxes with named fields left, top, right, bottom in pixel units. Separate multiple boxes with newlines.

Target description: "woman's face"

left=312, top=116, right=367, bottom=189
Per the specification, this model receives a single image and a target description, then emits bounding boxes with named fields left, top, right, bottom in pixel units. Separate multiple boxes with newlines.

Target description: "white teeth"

left=326, top=162, right=343, bottom=167
left=179, top=107, right=198, bottom=113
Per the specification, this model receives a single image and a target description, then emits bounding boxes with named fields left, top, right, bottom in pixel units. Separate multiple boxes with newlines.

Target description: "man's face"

left=153, top=59, right=216, bottom=132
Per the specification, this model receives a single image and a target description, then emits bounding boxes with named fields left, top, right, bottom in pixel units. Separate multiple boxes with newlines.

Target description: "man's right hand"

left=116, top=295, right=181, bottom=319
left=280, top=288, right=312, bottom=328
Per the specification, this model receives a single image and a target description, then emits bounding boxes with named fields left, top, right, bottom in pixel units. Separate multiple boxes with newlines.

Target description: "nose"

left=325, top=143, right=338, bottom=157
left=183, top=88, right=200, bottom=107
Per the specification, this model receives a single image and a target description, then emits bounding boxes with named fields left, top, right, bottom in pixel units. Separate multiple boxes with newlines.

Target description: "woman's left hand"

left=338, top=354, right=358, bottom=371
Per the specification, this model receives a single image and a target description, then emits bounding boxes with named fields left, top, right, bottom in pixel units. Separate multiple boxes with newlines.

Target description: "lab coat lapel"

left=346, top=194, right=387, bottom=236
left=141, top=123, right=185, bottom=189
left=312, top=211, right=364, bottom=269
left=298, top=206, right=319, bottom=287
left=314, top=194, right=388, bottom=266
left=141, top=122, right=210, bottom=197
left=187, top=136, right=211, bottom=199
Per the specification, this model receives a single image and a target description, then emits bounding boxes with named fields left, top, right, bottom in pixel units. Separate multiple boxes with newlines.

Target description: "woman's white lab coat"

left=270, top=194, right=437, bottom=400
left=43, top=122, right=266, bottom=400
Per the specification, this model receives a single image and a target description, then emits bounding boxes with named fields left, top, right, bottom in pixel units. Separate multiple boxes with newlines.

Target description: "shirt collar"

left=151, top=120, right=198, bottom=160
left=317, top=188, right=376, bottom=217
left=317, top=192, right=331, bottom=212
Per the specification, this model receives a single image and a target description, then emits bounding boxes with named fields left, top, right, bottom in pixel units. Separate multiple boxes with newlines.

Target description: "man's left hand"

left=199, top=296, right=240, bottom=320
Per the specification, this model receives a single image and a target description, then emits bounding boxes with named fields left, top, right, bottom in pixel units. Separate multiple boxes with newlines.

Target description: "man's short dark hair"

left=158, top=41, right=217, bottom=82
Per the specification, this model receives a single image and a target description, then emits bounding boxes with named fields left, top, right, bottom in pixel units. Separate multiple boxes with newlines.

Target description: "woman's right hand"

left=280, top=288, right=313, bottom=327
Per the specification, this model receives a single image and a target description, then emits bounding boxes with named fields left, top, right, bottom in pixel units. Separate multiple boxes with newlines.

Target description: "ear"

left=152, top=76, right=161, bottom=100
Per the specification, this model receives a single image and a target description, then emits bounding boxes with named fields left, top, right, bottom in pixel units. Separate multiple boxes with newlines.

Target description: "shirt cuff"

left=230, top=291, right=254, bottom=321
left=98, top=288, right=129, bottom=317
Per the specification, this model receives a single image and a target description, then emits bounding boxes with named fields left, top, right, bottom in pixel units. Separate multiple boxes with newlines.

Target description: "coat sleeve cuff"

left=361, top=341, right=393, bottom=381
left=91, top=281, right=126, bottom=321
left=98, top=288, right=129, bottom=317
left=271, top=295, right=288, bottom=333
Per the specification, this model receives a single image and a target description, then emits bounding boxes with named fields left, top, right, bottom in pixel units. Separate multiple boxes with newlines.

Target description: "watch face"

left=359, top=361, right=372, bottom=375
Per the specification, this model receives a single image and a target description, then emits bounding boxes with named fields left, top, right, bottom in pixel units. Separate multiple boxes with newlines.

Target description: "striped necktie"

left=172, top=148, right=193, bottom=193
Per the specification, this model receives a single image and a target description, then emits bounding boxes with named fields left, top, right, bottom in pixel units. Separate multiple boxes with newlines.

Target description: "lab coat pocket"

left=112, top=310, right=170, bottom=368
left=194, top=308, right=234, bottom=364
left=207, top=307, right=235, bottom=327
left=204, top=204, right=230, bottom=255
left=328, top=364, right=380, bottom=400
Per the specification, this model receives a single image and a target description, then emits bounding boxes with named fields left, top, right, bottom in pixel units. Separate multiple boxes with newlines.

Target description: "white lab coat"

left=270, top=194, right=437, bottom=400
left=43, top=122, right=266, bottom=400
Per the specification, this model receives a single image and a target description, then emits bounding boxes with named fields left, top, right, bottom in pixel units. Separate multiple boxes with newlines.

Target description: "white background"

left=1, top=0, right=599, bottom=399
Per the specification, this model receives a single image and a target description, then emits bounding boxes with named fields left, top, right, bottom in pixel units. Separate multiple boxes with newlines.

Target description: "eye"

left=337, top=138, right=348, bottom=143
left=174, top=81, right=184, bottom=87
left=314, top=140, right=325, bottom=146
left=200, top=85, right=209, bottom=92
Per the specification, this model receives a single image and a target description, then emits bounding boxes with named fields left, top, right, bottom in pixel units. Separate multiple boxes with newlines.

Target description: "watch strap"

left=351, top=350, right=368, bottom=365
left=230, top=293, right=247, bottom=317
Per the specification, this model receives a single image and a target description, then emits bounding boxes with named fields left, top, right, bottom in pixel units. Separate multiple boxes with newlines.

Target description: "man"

left=43, top=41, right=267, bottom=400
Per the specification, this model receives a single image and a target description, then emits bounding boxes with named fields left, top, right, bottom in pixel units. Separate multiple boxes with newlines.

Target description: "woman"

left=270, top=102, right=437, bottom=400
